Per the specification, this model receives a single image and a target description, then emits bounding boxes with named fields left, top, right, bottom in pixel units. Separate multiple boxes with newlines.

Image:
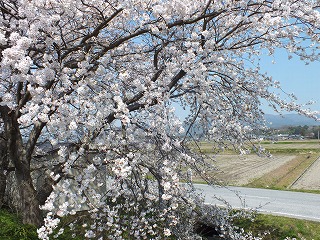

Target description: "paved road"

left=195, top=184, right=320, bottom=222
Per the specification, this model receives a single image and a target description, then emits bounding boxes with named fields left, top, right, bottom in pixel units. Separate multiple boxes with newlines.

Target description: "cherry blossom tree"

left=0, top=0, right=319, bottom=238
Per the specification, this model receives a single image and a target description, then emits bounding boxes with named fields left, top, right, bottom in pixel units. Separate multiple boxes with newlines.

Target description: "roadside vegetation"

left=0, top=209, right=86, bottom=240
left=2, top=208, right=320, bottom=240
left=234, top=214, right=320, bottom=240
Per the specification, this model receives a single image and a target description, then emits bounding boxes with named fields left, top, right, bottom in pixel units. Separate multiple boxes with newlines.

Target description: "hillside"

left=265, top=114, right=320, bottom=128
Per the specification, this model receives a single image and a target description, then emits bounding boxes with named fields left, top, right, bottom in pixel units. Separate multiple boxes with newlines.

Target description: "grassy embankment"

left=0, top=209, right=38, bottom=240
left=0, top=208, right=86, bottom=240
left=234, top=214, right=320, bottom=240
left=1, top=209, right=320, bottom=240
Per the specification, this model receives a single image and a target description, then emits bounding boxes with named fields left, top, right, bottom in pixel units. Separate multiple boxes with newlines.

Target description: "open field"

left=211, top=154, right=296, bottom=186
left=194, top=139, right=320, bottom=154
left=291, top=156, right=320, bottom=190
left=260, top=140, right=320, bottom=154
left=245, top=153, right=319, bottom=190
left=195, top=140, right=320, bottom=191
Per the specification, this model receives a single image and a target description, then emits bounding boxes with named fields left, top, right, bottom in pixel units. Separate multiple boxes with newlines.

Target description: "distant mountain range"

left=181, top=114, right=319, bottom=136
left=265, top=114, right=320, bottom=128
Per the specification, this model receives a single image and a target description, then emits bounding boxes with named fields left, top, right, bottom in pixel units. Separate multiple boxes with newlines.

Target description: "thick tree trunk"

left=0, top=134, right=7, bottom=208
left=15, top=168, right=43, bottom=226
left=0, top=170, right=7, bottom=208
left=2, top=109, right=43, bottom=226
left=0, top=169, right=7, bottom=208
left=0, top=174, right=5, bottom=208
left=12, top=147, right=43, bottom=226
left=36, top=172, right=54, bottom=206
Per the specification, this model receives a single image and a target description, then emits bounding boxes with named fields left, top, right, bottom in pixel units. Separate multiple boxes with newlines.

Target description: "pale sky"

left=259, top=49, right=320, bottom=114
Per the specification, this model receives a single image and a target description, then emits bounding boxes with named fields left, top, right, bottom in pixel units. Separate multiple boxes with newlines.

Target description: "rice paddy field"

left=195, top=140, right=320, bottom=191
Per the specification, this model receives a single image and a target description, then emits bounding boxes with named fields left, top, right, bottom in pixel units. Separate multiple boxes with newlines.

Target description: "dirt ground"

left=291, top=157, right=320, bottom=190
left=212, top=155, right=296, bottom=185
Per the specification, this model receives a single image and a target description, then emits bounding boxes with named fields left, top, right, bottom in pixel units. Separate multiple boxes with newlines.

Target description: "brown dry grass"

left=245, top=153, right=318, bottom=189
left=190, top=155, right=297, bottom=186
left=189, top=140, right=320, bottom=191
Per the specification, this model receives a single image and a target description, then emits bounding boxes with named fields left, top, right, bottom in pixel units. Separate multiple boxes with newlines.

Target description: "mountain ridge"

left=265, top=113, right=320, bottom=128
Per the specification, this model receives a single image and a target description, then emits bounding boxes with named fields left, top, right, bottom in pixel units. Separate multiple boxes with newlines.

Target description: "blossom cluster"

left=0, top=0, right=319, bottom=239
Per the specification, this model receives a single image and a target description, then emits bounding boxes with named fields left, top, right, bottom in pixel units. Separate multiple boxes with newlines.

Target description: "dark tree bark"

left=0, top=107, right=43, bottom=226
left=36, top=173, right=54, bottom=206
left=0, top=132, right=7, bottom=208
left=15, top=171, right=43, bottom=226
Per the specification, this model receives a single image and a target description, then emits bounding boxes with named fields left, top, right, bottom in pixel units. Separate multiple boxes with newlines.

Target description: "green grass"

left=260, top=140, right=320, bottom=144
left=234, top=214, right=320, bottom=240
left=259, top=140, right=320, bottom=154
left=0, top=209, right=83, bottom=240
left=289, top=188, right=320, bottom=194
left=0, top=209, right=38, bottom=240
left=192, top=140, right=320, bottom=155
left=2, top=207, right=320, bottom=239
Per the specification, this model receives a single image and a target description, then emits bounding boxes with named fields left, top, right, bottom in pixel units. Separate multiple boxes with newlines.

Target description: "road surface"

left=195, top=184, right=320, bottom=222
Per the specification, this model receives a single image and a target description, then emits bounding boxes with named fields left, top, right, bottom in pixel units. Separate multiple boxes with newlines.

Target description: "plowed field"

left=213, top=155, right=296, bottom=185
left=291, top=156, right=320, bottom=190
left=197, top=140, right=320, bottom=190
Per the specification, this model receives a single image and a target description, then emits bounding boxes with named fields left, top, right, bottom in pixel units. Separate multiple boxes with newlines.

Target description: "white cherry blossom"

left=0, top=0, right=319, bottom=239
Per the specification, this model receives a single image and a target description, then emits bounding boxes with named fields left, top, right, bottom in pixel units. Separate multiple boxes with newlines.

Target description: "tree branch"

left=80, top=8, right=123, bottom=45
